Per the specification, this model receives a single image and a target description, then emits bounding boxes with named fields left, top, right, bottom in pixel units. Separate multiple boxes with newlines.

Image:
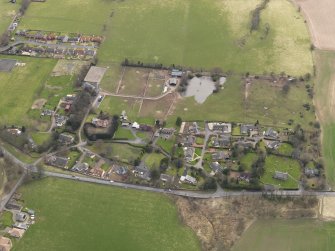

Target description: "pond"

left=184, top=76, right=215, bottom=103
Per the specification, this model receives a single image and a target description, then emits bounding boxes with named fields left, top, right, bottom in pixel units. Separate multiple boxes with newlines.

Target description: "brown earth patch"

left=294, top=0, right=335, bottom=50
left=174, top=195, right=319, bottom=251
left=31, top=98, right=47, bottom=110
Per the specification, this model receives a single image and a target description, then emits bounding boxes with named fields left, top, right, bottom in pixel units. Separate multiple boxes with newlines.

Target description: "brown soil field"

left=294, top=0, right=335, bottom=50
left=119, top=67, right=150, bottom=96
left=31, top=98, right=47, bottom=110
left=174, top=195, right=319, bottom=251
left=139, top=93, right=176, bottom=119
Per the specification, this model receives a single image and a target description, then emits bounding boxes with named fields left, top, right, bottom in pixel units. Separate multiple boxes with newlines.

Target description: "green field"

left=20, top=0, right=312, bottom=75
left=232, top=219, right=335, bottom=251
left=261, top=155, right=300, bottom=189
left=0, top=0, right=19, bottom=33
left=240, top=152, right=258, bottom=171
left=0, top=56, right=56, bottom=126
left=314, top=50, right=335, bottom=188
left=144, top=153, right=166, bottom=169
left=13, top=178, right=200, bottom=251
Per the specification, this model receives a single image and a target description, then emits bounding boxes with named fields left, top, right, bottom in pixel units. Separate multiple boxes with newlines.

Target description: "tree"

left=175, top=117, right=182, bottom=127
left=150, top=168, right=160, bottom=180
left=202, top=177, right=217, bottom=190
left=282, top=83, right=290, bottom=95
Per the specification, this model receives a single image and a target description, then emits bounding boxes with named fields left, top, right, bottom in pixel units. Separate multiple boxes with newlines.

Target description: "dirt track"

left=294, top=0, right=335, bottom=50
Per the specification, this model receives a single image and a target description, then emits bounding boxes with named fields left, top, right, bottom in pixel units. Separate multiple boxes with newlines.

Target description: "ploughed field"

left=20, top=0, right=312, bottom=75
left=13, top=178, right=200, bottom=251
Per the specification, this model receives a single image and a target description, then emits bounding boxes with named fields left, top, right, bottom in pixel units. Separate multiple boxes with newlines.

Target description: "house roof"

left=84, top=66, right=107, bottom=83
left=273, top=171, right=288, bottom=180
left=210, top=162, right=223, bottom=172
left=8, top=228, right=25, bottom=238
left=212, top=151, right=225, bottom=160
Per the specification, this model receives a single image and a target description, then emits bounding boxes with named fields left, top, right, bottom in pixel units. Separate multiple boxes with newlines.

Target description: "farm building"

left=45, top=156, right=68, bottom=169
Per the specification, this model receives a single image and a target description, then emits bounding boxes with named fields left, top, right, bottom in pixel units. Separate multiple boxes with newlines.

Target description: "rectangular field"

left=20, top=0, right=312, bottom=75
left=0, top=56, right=56, bottom=126
left=232, top=219, right=335, bottom=251
left=0, top=1, right=19, bottom=34
left=13, top=178, right=200, bottom=251
left=119, top=68, right=149, bottom=96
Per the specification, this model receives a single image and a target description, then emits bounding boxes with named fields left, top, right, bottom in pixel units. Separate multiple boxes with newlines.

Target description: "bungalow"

left=72, top=163, right=89, bottom=173
left=212, top=151, right=226, bottom=161
left=210, top=162, right=223, bottom=174
left=264, top=128, right=279, bottom=139
left=240, top=124, right=256, bottom=135
left=58, top=133, right=74, bottom=145
left=114, top=166, right=128, bottom=176
left=13, top=223, right=28, bottom=230
left=182, top=135, right=195, bottom=147
left=160, top=174, right=173, bottom=183
left=0, top=236, right=12, bottom=251
left=45, top=155, right=68, bottom=169
left=273, top=171, right=288, bottom=181
left=15, top=213, right=27, bottom=222
left=121, top=122, right=131, bottom=127
left=208, top=122, right=232, bottom=134
left=212, top=135, right=231, bottom=148
left=188, top=122, right=200, bottom=135
left=238, top=172, right=251, bottom=183
left=266, top=141, right=280, bottom=149
left=134, top=166, right=151, bottom=180
left=305, top=168, right=319, bottom=177
left=55, top=114, right=68, bottom=127
left=180, top=175, right=197, bottom=185
left=8, top=228, right=25, bottom=238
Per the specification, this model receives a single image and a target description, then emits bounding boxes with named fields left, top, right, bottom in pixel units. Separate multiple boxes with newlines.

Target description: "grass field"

left=13, top=178, right=200, bottom=251
left=88, top=143, right=143, bottom=164
left=20, top=0, right=312, bottom=75
left=0, top=1, right=19, bottom=34
left=0, top=56, right=56, bottom=126
left=232, top=219, right=335, bottom=251
left=240, top=153, right=258, bottom=171
left=114, top=127, right=136, bottom=140
left=261, top=155, right=300, bottom=189
left=144, top=153, right=166, bottom=169
left=314, top=50, right=335, bottom=188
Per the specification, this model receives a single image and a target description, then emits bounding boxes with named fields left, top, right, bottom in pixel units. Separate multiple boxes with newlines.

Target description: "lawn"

left=0, top=56, right=56, bottom=126
left=20, top=0, right=312, bottom=75
left=88, top=143, right=143, bottom=164
left=156, top=137, right=175, bottom=153
left=0, top=211, right=13, bottom=230
left=240, top=152, right=258, bottom=171
left=31, top=132, right=51, bottom=146
left=143, top=153, right=166, bottom=169
left=13, top=178, right=200, bottom=251
left=277, top=143, right=294, bottom=156
left=99, top=96, right=141, bottom=121
left=232, top=219, right=335, bottom=251
left=99, top=64, right=123, bottom=93
left=114, top=127, right=136, bottom=140
left=261, top=155, right=301, bottom=189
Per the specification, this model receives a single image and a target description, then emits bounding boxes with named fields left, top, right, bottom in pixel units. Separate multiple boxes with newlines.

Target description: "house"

left=13, top=223, right=28, bottom=230
left=7, top=128, right=22, bottom=136
left=238, top=172, right=251, bottom=183
left=72, top=162, right=89, bottom=173
left=92, top=118, right=110, bottom=128
left=210, top=162, right=223, bottom=174
left=0, top=236, right=12, bottom=251
left=180, top=175, right=197, bottom=185
left=160, top=128, right=175, bottom=135
left=45, top=156, right=68, bottom=169
left=134, top=166, right=151, bottom=180
left=160, top=174, right=173, bottom=183
left=305, top=168, right=319, bottom=177
left=132, top=122, right=140, bottom=129
left=90, top=167, right=105, bottom=178
left=114, top=166, right=128, bottom=176
left=58, top=133, right=74, bottom=145
left=15, top=213, right=27, bottom=222
left=8, top=228, right=25, bottom=238
left=169, top=78, right=177, bottom=86
left=41, top=109, right=54, bottom=116
left=240, top=124, right=256, bottom=135
left=212, top=135, right=231, bottom=148
left=264, top=128, right=279, bottom=139
left=182, top=135, right=195, bottom=147
left=27, top=209, right=35, bottom=216
left=171, top=69, right=183, bottom=77
left=207, top=122, right=232, bottom=134
left=212, top=151, right=226, bottom=161
left=55, top=114, right=68, bottom=127
left=188, top=122, right=200, bottom=134
left=266, top=141, right=280, bottom=149
left=121, top=122, right=131, bottom=127
left=273, top=171, right=288, bottom=181
left=184, top=147, right=195, bottom=162
left=120, top=111, right=128, bottom=121
left=5, top=201, right=22, bottom=211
